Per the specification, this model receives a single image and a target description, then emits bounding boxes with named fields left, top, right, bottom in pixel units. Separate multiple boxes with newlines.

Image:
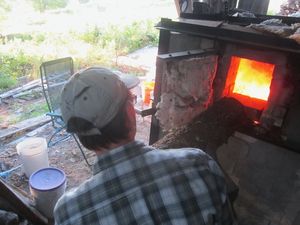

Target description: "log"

left=0, top=80, right=41, bottom=100
left=0, top=115, right=51, bottom=146
left=12, top=87, right=43, bottom=99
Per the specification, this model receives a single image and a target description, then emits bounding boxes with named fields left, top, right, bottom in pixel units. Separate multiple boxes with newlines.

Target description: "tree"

left=0, top=0, right=10, bottom=26
left=0, top=0, right=10, bottom=10
left=29, top=0, right=69, bottom=12
left=280, top=0, right=300, bottom=15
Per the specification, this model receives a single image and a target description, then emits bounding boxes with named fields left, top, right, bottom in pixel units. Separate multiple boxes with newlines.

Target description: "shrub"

left=30, top=0, right=69, bottom=12
left=0, top=74, right=17, bottom=92
left=0, top=52, right=42, bottom=90
left=34, top=33, right=46, bottom=44
left=0, top=53, right=33, bottom=79
left=79, top=19, right=159, bottom=55
left=79, top=26, right=101, bottom=44
left=0, top=18, right=160, bottom=91
left=10, top=33, right=33, bottom=42
left=0, top=0, right=11, bottom=22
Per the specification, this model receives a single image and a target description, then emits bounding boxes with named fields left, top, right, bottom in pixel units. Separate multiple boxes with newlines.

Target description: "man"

left=54, top=67, right=235, bottom=225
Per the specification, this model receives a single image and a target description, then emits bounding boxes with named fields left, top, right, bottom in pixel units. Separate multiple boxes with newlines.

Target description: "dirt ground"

left=0, top=96, right=151, bottom=197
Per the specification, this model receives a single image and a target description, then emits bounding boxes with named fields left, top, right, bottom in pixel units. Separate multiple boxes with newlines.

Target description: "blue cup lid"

left=29, top=167, right=66, bottom=191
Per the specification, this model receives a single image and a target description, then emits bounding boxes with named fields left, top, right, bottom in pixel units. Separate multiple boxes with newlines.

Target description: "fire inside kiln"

left=223, top=56, right=275, bottom=110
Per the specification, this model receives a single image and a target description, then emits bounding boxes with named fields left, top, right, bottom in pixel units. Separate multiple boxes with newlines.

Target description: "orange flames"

left=233, top=57, right=274, bottom=100
left=225, top=56, right=275, bottom=110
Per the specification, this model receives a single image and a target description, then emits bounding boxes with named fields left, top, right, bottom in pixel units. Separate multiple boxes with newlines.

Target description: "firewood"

left=0, top=116, right=51, bottom=145
left=0, top=80, right=40, bottom=100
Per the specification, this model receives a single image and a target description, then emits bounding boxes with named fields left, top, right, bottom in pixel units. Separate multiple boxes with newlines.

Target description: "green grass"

left=0, top=101, right=48, bottom=126
left=15, top=100, right=49, bottom=122
left=0, top=74, right=17, bottom=91
left=0, top=52, right=42, bottom=92
left=0, top=115, right=4, bottom=124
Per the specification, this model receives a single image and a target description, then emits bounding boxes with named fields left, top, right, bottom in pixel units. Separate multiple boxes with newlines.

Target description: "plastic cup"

left=29, top=167, right=67, bottom=218
left=16, top=137, right=49, bottom=177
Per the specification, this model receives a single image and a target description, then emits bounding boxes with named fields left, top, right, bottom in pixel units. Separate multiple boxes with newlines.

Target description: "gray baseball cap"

left=60, top=67, right=140, bottom=135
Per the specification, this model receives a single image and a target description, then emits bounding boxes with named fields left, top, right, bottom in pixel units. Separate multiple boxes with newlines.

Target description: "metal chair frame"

left=40, top=57, right=92, bottom=167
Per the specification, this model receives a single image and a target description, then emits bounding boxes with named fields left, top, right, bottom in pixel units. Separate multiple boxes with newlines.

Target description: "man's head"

left=60, top=67, right=139, bottom=150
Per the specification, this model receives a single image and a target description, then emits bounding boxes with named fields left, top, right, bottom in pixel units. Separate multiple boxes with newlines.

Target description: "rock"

left=69, top=158, right=76, bottom=163
left=1, top=124, right=9, bottom=129
left=0, top=210, right=19, bottom=225
left=71, top=150, right=77, bottom=156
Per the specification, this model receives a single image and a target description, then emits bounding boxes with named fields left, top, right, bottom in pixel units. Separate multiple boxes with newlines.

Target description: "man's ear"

left=125, top=100, right=136, bottom=139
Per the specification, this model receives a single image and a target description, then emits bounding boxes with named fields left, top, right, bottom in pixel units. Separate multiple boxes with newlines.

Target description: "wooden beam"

left=0, top=115, right=51, bottom=146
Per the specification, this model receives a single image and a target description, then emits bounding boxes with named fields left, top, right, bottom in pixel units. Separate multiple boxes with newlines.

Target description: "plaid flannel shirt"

left=54, top=141, right=234, bottom=225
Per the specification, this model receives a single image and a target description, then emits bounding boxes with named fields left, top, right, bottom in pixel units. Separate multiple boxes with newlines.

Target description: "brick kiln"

left=147, top=16, right=300, bottom=225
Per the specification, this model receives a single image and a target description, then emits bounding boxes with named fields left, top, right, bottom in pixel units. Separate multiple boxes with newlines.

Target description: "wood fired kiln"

left=147, top=17, right=300, bottom=225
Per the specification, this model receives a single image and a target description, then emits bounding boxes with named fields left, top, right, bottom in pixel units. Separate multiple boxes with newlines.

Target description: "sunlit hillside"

left=1, top=0, right=177, bottom=34
left=0, top=0, right=177, bottom=91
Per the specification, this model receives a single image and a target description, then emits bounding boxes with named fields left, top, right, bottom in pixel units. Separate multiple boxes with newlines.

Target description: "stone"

left=0, top=210, right=19, bottom=225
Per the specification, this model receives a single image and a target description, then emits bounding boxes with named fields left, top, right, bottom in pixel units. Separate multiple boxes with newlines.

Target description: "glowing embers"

left=224, top=56, right=275, bottom=110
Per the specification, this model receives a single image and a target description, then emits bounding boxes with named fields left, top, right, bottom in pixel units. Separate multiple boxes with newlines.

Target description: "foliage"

left=34, top=33, right=46, bottom=44
left=9, top=33, right=33, bottom=42
left=79, top=19, right=159, bottom=64
left=81, top=20, right=159, bottom=52
left=0, top=0, right=11, bottom=22
left=0, top=53, right=34, bottom=79
left=0, top=18, right=159, bottom=90
left=0, top=0, right=10, bottom=12
left=79, top=26, right=101, bottom=44
left=0, top=52, right=42, bottom=91
left=29, top=0, right=69, bottom=12
left=0, top=74, right=17, bottom=91
left=280, top=0, right=300, bottom=15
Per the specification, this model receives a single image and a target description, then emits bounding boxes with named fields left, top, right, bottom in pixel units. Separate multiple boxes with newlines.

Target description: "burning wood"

left=223, top=56, right=275, bottom=110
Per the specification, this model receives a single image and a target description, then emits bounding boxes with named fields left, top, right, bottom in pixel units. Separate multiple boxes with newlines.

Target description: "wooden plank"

left=0, top=80, right=41, bottom=100
left=178, top=18, right=224, bottom=27
left=12, top=87, right=43, bottom=99
left=157, top=18, right=300, bottom=54
left=157, top=48, right=218, bottom=60
left=0, top=115, right=51, bottom=146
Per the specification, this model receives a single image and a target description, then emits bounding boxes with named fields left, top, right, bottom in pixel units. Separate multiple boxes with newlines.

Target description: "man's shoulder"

left=148, top=147, right=209, bottom=161
left=54, top=175, right=99, bottom=211
left=146, top=147, right=223, bottom=176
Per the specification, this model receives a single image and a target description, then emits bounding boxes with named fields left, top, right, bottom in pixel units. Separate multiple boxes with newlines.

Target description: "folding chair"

left=40, top=57, right=92, bottom=167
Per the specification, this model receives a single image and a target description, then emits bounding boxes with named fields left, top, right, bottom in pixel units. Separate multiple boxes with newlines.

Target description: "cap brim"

left=112, top=70, right=140, bottom=89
